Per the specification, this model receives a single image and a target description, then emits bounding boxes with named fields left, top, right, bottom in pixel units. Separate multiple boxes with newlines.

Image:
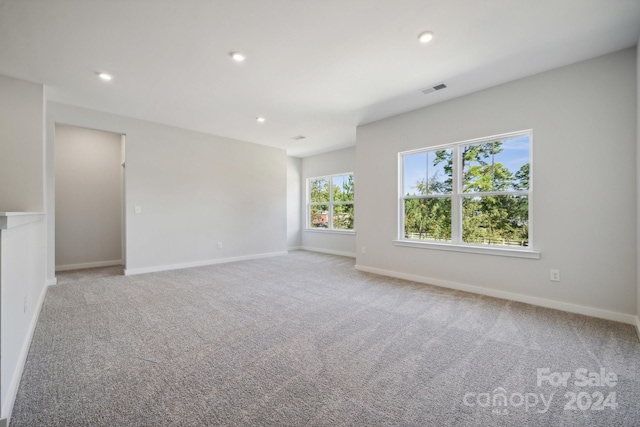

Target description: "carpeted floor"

left=9, top=251, right=640, bottom=426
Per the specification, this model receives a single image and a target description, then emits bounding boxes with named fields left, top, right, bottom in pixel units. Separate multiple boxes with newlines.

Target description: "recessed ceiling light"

left=230, top=52, right=246, bottom=62
left=418, top=31, right=434, bottom=43
left=256, top=117, right=266, bottom=123
left=98, top=72, right=113, bottom=81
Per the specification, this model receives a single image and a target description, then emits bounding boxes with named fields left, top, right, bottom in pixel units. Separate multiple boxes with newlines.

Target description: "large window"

left=308, top=173, right=354, bottom=231
left=400, top=131, right=531, bottom=250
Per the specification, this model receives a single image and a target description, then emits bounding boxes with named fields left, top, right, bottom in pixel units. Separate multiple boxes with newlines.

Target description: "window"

left=399, top=130, right=532, bottom=252
left=307, top=173, right=354, bottom=231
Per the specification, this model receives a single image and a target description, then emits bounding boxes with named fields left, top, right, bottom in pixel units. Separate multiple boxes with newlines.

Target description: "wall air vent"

left=422, top=83, right=447, bottom=95
left=291, top=135, right=306, bottom=141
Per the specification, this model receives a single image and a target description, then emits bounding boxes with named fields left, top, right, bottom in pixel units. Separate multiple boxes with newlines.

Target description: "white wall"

left=301, top=146, right=356, bottom=256
left=356, top=48, right=637, bottom=322
left=0, top=75, right=47, bottom=426
left=55, top=125, right=123, bottom=270
left=0, top=75, right=44, bottom=212
left=637, top=38, right=640, bottom=336
left=287, top=156, right=302, bottom=249
left=47, top=102, right=287, bottom=278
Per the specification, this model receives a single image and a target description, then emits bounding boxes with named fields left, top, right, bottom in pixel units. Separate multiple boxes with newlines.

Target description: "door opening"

left=54, top=124, right=126, bottom=274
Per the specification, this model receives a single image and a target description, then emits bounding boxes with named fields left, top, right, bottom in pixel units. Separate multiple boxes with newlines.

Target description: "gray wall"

left=301, top=146, right=356, bottom=256
left=0, top=75, right=44, bottom=212
left=47, top=103, right=287, bottom=278
left=54, top=125, right=123, bottom=269
left=356, top=48, right=637, bottom=320
left=637, top=38, right=640, bottom=334
left=287, top=156, right=302, bottom=249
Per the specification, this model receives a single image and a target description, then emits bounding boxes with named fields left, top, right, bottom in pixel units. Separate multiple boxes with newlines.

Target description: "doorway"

left=54, top=124, right=126, bottom=272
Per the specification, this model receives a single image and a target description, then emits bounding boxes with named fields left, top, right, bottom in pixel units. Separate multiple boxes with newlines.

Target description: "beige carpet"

left=9, top=251, right=640, bottom=426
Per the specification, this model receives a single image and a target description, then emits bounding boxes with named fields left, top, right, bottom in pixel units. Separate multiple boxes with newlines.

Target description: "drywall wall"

left=287, top=156, right=302, bottom=249
left=55, top=125, right=123, bottom=270
left=0, top=75, right=44, bottom=212
left=47, top=102, right=287, bottom=279
left=637, top=38, right=640, bottom=336
left=301, top=146, right=356, bottom=256
left=0, top=75, right=47, bottom=426
left=356, top=48, right=637, bottom=321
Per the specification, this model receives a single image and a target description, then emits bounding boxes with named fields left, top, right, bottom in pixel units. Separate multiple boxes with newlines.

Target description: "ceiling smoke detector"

left=422, top=83, right=447, bottom=95
left=291, top=135, right=306, bottom=141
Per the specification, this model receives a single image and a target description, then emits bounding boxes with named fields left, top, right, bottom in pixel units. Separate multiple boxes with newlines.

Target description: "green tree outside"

left=310, top=175, right=354, bottom=229
left=404, top=140, right=529, bottom=246
left=333, top=174, right=354, bottom=229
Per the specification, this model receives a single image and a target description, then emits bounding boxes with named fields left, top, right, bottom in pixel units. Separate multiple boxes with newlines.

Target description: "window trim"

left=392, top=239, right=539, bottom=259
left=397, top=130, right=536, bottom=257
left=306, top=172, right=355, bottom=232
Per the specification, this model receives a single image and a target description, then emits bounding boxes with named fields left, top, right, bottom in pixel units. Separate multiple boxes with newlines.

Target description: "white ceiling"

left=1, top=0, right=639, bottom=157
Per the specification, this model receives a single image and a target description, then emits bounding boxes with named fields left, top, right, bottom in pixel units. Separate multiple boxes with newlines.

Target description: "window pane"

left=403, top=152, right=426, bottom=195
left=463, top=136, right=530, bottom=192
left=403, top=150, right=452, bottom=196
left=494, top=135, right=530, bottom=191
left=332, top=174, right=354, bottom=202
left=332, top=204, right=354, bottom=230
left=404, top=198, right=451, bottom=242
left=310, top=178, right=329, bottom=202
left=310, top=204, right=329, bottom=228
left=462, top=195, right=528, bottom=246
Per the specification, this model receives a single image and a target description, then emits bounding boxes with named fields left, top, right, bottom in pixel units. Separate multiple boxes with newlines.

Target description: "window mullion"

left=306, top=179, right=311, bottom=228
left=328, top=176, right=334, bottom=229
left=451, top=145, right=461, bottom=243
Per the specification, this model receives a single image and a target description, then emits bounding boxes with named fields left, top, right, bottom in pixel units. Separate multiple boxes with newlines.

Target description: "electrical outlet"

left=24, top=295, right=27, bottom=313
left=134, top=205, right=142, bottom=214
left=550, top=269, right=560, bottom=282
left=217, top=242, right=222, bottom=249
left=361, top=246, right=366, bottom=254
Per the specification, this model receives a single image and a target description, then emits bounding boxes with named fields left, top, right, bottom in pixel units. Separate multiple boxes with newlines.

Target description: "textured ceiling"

left=0, top=0, right=639, bottom=156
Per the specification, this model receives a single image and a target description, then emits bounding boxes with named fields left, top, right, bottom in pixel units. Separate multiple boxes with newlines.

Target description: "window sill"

left=393, top=239, right=540, bottom=259
left=305, top=228, right=356, bottom=235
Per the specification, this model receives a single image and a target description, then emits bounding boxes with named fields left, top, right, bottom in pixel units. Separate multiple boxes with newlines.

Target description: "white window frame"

left=395, top=130, right=539, bottom=259
left=306, top=172, right=355, bottom=234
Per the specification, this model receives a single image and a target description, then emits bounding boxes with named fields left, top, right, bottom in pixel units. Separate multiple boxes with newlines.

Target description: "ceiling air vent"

left=422, top=83, right=447, bottom=95
left=291, top=135, right=306, bottom=141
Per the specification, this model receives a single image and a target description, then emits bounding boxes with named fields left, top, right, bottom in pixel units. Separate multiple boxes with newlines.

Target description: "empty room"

left=1, top=0, right=639, bottom=426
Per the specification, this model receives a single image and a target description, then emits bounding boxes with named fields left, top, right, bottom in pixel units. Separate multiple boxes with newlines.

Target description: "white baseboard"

left=301, top=246, right=356, bottom=258
left=1, top=282, right=48, bottom=424
left=55, top=259, right=122, bottom=272
left=46, top=277, right=57, bottom=286
left=355, top=264, right=637, bottom=326
left=124, top=251, right=288, bottom=276
left=287, top=246, right=302, bottom=252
